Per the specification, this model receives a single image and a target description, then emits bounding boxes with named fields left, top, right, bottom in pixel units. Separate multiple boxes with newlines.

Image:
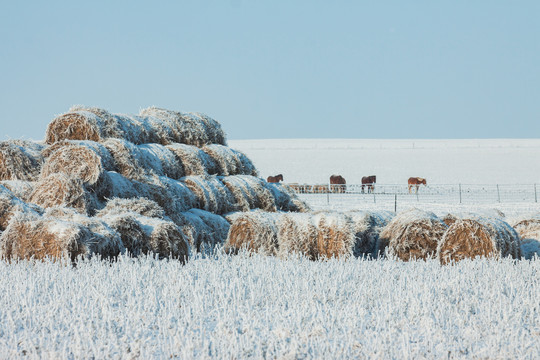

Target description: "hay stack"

left=202, top=145, right=258, bottom=176
left=221, top=175, right=277, bottom=212
left=0, top=211, right=124, bottom=261
left=0, top=140, right=45, bottom=181
left=265, top=182, right=311, bottom=213
left=277, top=213, right=318, bottom=260
left=0, top=180, right=35, bottom=202
left=182, top=176, right=237, bottom=214
left=166, top=143, right=217, bottom=176
left=28, top=173, right=98, bottom=215
left=379, top=209, right=448, bottom=261
left=314, top=212, right=355, bottom=259
left=346, top=210, right=395, bottom=258
left=438, top=216, right=521, bottom=265
left=182, top=209, right=229, bottom=254
left=224, top=210, right=281, bottom=255
left=0, top=185, right=42, bottom=231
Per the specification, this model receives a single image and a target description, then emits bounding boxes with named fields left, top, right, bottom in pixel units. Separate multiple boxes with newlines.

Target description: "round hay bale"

left=96, top=197, right=166, bottom=219
left=442, top=213, right=458, bottom=227
left=221, top=175, right=277, bottom=212
left=314, top=212, right=355, bottom=260
left=182, top=209, right=230, bottom=254
left=187, top=112, right=227, bottom=145
left=103, top=138, right=148, bottom=180
left=509, top=214, right=540, bottom=241
left=379, top=209, right=448, bottom=261
left=157, top=176, right=197, bottom=213
left=437, top=216, right=521, bottom=265
left=98, top=214, right=147, bottom=256
left=138, top=143, right=183, bottom=179
left=0, top=180, right=35, bottom=202
left=29, top=173, right=97, bottom=215
left=0, top=140, right=45, bottom=181
left=135, top=216, right=189, bottom=262
left=104, top=171, right=140, bottom=199
left=346, top=210, right=395, bottom=258
left=166, top=143, right=216, bottom=176
left=139, top=107, right=188, bottom=145
left=224, top=210, right=280, bottom=255
left=265, top=182, right=311, bottom=213
left=45, top=111, right=105, bottom=144
left=202, top=145, right=256, bottom=176
left=277, top=213, right=318, bottom=260
left=0, top=185, right=42, bottom=231
left=41, top=139, right=116, bottom=170
left=182, top=176, right=237, bottom=214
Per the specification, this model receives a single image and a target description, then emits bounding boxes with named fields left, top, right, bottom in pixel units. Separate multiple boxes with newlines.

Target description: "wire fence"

left=286, top=183, right=540, bottom=209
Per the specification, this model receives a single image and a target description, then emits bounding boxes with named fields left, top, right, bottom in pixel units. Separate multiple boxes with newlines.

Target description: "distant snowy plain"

left=1, top=139, right=540, bottom=359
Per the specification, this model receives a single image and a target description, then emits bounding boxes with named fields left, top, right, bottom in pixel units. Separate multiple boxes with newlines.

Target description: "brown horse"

left=330, top=175, right=346, bottom=193
left=267, top=174, right=283, bottom=183
left=408, top=177, right=426, bottom=194
left=361, top=175, right=376, bottom=194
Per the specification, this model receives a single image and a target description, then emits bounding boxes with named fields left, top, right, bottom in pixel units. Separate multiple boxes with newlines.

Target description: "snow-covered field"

left=2, top=139, right=540, bottom=359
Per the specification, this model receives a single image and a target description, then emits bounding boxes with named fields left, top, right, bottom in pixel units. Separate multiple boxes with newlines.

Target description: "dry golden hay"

left=0, top=185, right=42, bottom=231
left=221, top=175, right=277, bottom=212
left=264, top=182, right=311, bottom=213
left=509, top=214, right=540, bottom=241
left=182, top=175, right=237, bottom=214
left=0, top=180, right=35, bottom=202
left=0, top=211, right=124, bottom=262
left=345, top=210, right=395, bottom=258
left=437, top=216, right=521, bottom=265
left=41, top=139, right=115, bottom=169
left=313, top=212, right=355, bottom=260
left=202, top=144, right=258, bottom=176
left=379, top=209, right=448, bottom=261
left=224, top=210, right=281, bottom=255
left=45, top=111, right=104, bottom=144
left=183, top=209, right=230, bottom=254
left=166, top=143, right=216, bottom=176
left=29, top=173, right=98, bottom=215
left=277, top=213, right=318, bottom=260
left=0, top=140, right=46, bottom=181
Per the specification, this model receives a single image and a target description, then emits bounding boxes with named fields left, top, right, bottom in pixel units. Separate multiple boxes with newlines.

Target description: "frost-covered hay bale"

left=139, top=107, right=189, bottom=145
left=0, top=185, right=42, bottom=230
left=265, top=182, right=311, bottom=213
left=442, top=213, right=458, bottom=227
left=277, top=213, right=318, bottom=260
left=0, top=180, right=35, bottom=202
left=379, top=209, right=447, bottom=261
left=104, top=171, right=139, bottom=199
left=138, top=144, right=183, bottom=179
left=346, top=210, right=395, bottom=258
left=509, top=214, right=540, bottom=241
left=314, top=212, right=355, bottom=259
left=45, top=111, right=105, bottom=144
left=224, top=210, right=280, bottom=255
left=183, top=176, right=236, bottom=214
left=41, top=139, right=116, bottom=170
left=103, top=138, right=148, bottom=180
left=0, top=140, right=45, bottom=181
left=96, top=197, right=166, bottom=219
left=221, top=175, right=277, bottom=212
left=187, top=112, right=227, bottom=145
left=202, top=145, right=257, bottom=176
left=157, top=177, right=197, bottom=213
left=166, top=143, right=216, bottom=176
left=29, top=173, right=97, bottom=215
left=136, top=216, right=189, bottom=261
left=438, top=217, right=520, bottom=265
left=184, top=209, right=230, bottom=254
left=0, top=211, right=122, bottom=261
left=94, top=213, right=146, bottom=256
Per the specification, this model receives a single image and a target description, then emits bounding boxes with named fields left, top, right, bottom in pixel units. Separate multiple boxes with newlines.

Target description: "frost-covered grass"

left=1, top=254, right=539, bottom=359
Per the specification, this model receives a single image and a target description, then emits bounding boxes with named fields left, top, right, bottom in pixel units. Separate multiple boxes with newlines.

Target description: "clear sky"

left=1, top=1, right=539, bottom=141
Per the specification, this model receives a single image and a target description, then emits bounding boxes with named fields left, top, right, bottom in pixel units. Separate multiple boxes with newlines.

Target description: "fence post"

left=459, top=184, right=462, bottom=204
left=394, top=194, right=397, bottom=213
left=327, top=183, right=330, bottom=204
left=373, top=190, right=376, bottom=204
left=535, top=184, right=538, bottom=203
left=497, top=184, right=500, bottom=203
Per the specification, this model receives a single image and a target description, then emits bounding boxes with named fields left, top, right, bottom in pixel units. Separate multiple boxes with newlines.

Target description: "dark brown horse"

left=361, top=175, right=376, bottom=194
left=267, top=174, right=283, bottom=183
left=330, top=175, right=346, bottom=193
left=408, top=177, right=426, bottom=194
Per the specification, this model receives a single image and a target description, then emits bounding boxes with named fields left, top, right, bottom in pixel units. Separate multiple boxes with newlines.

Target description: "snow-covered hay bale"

left=314, top=212, right=355, bottom=259
left=221, top=175, right=277, bottom=212
left=346, top=210, right=395, bottom=258
left=96, top=213, right=146, bottom=256
left=379, top=209, right=448, bottom=261
left=29, top=173, right=96, bottom=215
left=265, top=182, right=311, bottom=213
left=45, top=111, right=105, bottom=144
left=442, top=213, right=458, bottom=227
left=224, top=210, right=280, bottom=255
left=0, top=211, right=123, bottom=262
left=0, top=180, right=35, bottom=202
left=183, top=176, right=236, bottom=214
left=509, top=214, right=540, bottom=241
left=137, top=144, right=183, bottom=179
left=157, top=176, right=197, bottom=213
left=438, top=217, right=521, bottom=265
left=166, top=143, right=216, bottom=176
left=183, top=209, right=229, bottom=254
left=96, top=197, right=166, bottom=219
left=202, top=145, right=257, bottom=176
left=103, top=138, right=148, bottom=180
left=0, top=140, right=45, bottom=181
left=277, top=213, right=318, bottom=260
left=187, top=112, right=227, bottom=146
left=0, top=185, right=41, bottom=231
left=136, top=216, right=189, bottom=261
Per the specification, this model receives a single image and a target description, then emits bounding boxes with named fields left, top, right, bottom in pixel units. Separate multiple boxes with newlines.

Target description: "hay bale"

left=346, top=210, right=395, bottom=258
left=96, top=197, right=166, bottom=219
left=0, top=185, right=42, bottom=231
left=156, top=176, right=197, bottom=213
left=509, top=214, right=540, bottom=241
left=277, top=213, right=318, bottom=260
left=28, top=173, right=98, bottom=215
left=187, top=112, right=227, bottom=145
left=0, top=211, right=123, bottom=262
left=102, top=138, right=149, bottom=180
left=95, top=213, right=147, bottom=256
left=166, top=143, right=216, bottom=176
left=182, top=176, right=237, bottom=214
left=41, top=139, right=115, bottom=169
left=138, top=143, right=183, bottom=179
left=202, top=144, right=257, bottom=176
left=438, top=216, right=521, bottom=265
left=442, top=213, right=458, bottom=227
left=314, top=212, right=355, bottom=259
left=183, top=209, right=230, bottom=254
left=379, top=209, right=448, bottom=261
left=0, top=180, right=35, bottom=202
left=221, top=175, right=277, bottom=212
left=224, top=210, right=281, bottom=255
left=136, top=215, right=189, bottom=261
left=265, top=182, right=311, bottom=213
left=0, top=140, right=46, bottom=181
left=45, top=111, right=105, bottom=144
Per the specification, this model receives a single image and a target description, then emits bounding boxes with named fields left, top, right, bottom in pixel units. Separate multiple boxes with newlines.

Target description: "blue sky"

left=1, top=1, right=538, bottom=140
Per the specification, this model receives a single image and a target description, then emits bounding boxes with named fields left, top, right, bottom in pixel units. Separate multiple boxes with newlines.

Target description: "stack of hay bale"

left=0, top=106, right=310, bottom=262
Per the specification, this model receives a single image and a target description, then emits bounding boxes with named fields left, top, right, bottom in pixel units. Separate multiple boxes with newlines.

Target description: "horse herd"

left=267, top=174, right=427, bottom=194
